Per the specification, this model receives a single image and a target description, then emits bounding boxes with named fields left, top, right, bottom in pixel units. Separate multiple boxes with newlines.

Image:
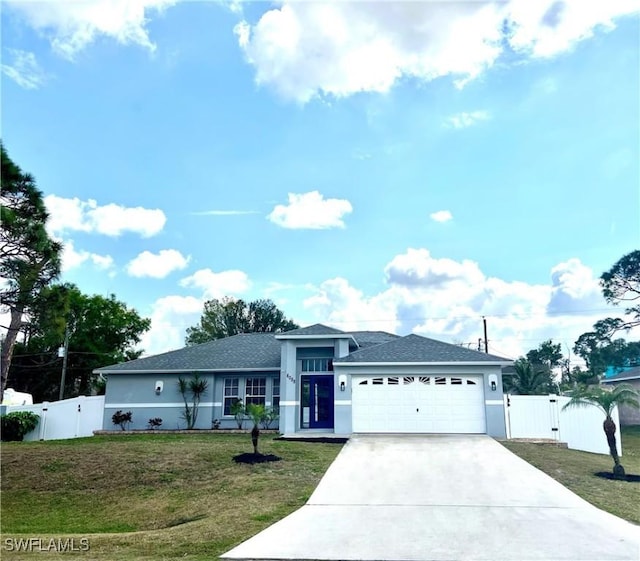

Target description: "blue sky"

left=2, top=1, right=638, bottom=361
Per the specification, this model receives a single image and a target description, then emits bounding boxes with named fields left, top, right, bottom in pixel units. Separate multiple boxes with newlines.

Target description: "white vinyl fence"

left=504, top=394, right=621, bottom=456
left=3, top=395, right=105, bottom=441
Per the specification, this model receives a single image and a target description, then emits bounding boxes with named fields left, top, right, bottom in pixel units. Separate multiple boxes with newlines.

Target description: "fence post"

left=548, top=394, right=560, bottom=442
left=503, top=394, right=511, bottom=439
left=40, top=402, right=50, bottom=441
left=75, top=396, right=86, bottom=437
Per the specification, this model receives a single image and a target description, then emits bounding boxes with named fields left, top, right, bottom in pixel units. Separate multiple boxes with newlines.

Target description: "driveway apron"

left=222, top=434, right=640, bottom=560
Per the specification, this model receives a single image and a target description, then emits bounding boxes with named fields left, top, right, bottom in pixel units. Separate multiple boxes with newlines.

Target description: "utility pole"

left=58, top=324, right=70, bottom=401
left=483, top=316, right=488, bottom=353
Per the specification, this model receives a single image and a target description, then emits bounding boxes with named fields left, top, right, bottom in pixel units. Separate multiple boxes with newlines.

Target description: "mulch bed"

left=594, top=471, right=640, bottom=483
left=233, top=453, right=282, bottom=464
left=274, top=436, right=348, bottom=443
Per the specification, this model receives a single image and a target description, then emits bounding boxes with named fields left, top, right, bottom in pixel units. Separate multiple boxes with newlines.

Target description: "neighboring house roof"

left=96, top=332, right=281, bottom=373
left=335, top=334, right=511, bottom=364
left=601, top=366, right=640, bottom=383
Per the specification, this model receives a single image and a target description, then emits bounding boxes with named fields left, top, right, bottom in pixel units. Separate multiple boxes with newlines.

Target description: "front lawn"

left=501, top=425, right=640, bottom=524
left=1, top=433, right=343, bottom=560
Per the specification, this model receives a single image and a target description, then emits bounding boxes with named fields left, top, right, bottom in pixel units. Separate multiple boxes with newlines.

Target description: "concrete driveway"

left=222, top=435, right=640, bottom=560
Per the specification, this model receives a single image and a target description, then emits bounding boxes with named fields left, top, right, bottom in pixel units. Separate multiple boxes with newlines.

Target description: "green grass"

left=501, top=425, right=640, bottom=524
left=1, top=433, right=342, bottom=560
left=4, top=428, right=638, bottom=559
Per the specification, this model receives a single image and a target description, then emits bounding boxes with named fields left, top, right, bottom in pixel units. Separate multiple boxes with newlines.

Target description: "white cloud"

left=304, top=277, right=401, bottom=335
left=126, top=249, right=190, bottom=279
left=268, top=191, right=353, bottom=229
left=138, top=295, right=203, bottom=356
left=445, top=111, right=491, bottom=129
left=547, top=258, right=602, bottom=314
left=5, top=0, right=177, bottom=59
left=236, top=1, right=638, bottom=102
left=302, top=248, right=627, bottom=361
left=385, top=248, right=484, bottom=288
left=60, top=239, right=115, bottom=274
left=44, top=195, right=166, bottom=238
left=1, top=49, right=47, bottom=89
left=179, top=268, right=251, bottom=299
left=430, top=210, right=453, bottom=223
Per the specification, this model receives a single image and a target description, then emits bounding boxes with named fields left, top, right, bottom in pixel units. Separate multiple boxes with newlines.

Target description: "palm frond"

left=563, top=383, right=639, bottom=416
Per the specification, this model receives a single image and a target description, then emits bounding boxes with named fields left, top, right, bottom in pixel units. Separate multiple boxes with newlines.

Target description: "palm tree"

left=246, top=403, right=265, bottom=455
left=504, top=359, right=556, bottom=395
left=177, top=373, right=208, bottom=429
left=562, top=384, right=639, bottom=478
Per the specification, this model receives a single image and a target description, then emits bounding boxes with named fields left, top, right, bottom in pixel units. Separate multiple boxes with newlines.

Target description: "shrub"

left=260, top=406, right=279, bottom=429
left=231, top=400, right=245, bottom=429
left=1, top=411, right=40, bottom=442
left=212, top=418, right=221, bottom=429
left=147, top=417, right=163, bottom=430
left=177, top=373, right=208, bottom=429
left=112, top=410, right=132, bottom=431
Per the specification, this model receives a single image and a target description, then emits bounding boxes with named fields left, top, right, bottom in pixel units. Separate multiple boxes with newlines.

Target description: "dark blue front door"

left=301, top=375, right=334, bottom=429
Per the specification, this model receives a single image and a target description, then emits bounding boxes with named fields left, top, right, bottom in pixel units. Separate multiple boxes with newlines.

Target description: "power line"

left=323, top=307, right=626, bottom=324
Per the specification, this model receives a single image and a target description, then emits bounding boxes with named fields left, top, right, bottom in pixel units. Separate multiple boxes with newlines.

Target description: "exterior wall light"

left=155, top=381, right=164, bottom=394
left=488, top=374, right=498, bottom=392
left=338, top=374, right=347, bottom=392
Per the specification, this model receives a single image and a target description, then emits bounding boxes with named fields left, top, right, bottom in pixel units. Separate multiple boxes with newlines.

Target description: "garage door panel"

left=352, top=375, right=486, bottom=434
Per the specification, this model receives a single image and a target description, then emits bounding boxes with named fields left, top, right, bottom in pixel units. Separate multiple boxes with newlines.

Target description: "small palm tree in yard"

left=563, top=384, right=639, bottom=479
left=177, top=373, right=208, bottom=429
left=246, top=403, right=265, bottom=455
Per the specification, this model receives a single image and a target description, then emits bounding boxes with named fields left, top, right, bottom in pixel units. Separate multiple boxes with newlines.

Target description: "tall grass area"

left=1, top=433, right=342, bottom=560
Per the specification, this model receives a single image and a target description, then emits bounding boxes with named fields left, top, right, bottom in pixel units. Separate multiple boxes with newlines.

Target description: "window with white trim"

left=301, top=358, right=333, bottom=372
left=223, top=378, right=240, bottom=415
left=245, top=378, right=266, bottom=407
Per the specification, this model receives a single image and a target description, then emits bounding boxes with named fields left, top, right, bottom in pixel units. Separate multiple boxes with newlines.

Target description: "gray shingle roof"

left=95, top=332, right=281, bottom=373
left=351, top=331, right=400, bottom=348
left=96, top=328, right=512, bottom=375
left=278, top=324, right=346, bottom=336
left=602, top=366, right=640, bottom=382
left=336, top=334, right=511, bottom=364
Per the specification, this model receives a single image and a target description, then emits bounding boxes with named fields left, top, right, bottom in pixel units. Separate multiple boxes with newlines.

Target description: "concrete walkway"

left=222, top=435, right=640, bottom=560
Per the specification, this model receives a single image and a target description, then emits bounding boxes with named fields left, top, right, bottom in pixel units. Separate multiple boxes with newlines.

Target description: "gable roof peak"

left=277, top=323, right=346, bottom=337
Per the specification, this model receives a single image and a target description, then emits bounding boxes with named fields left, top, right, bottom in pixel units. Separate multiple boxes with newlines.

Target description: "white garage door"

left=352, top=375, right=486, bottom=433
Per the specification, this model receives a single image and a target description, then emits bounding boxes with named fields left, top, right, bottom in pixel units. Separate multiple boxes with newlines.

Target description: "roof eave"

left=602, top=376, right=640, bottom=383
left=333, top=360, right=513, bottom=367
left=94, top=366, right=281, bottom=374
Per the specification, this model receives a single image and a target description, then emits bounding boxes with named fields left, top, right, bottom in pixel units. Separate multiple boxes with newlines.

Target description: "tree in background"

left=503, top=358, right=558, bottom=395
left=185, top=297, right=298, bottom=345
left=600, top=249, right=640, bottom=332
left=7, top=284, right=151, bottom=401
left=573, top=318, right=640, bottom=380
left=0, top=143, right=62, bottom=402
left=526, top=339, right=563, bottom=373
left=526, top=339, right=563, bottom=386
